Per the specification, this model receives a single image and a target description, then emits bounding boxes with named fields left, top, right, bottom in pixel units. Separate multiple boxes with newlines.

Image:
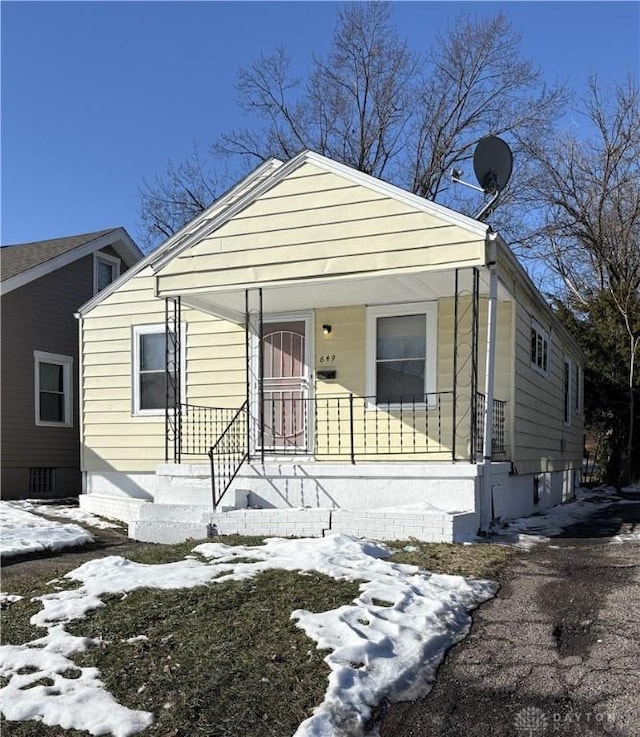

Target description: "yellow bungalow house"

left=76, top=151, right=584, bottom=543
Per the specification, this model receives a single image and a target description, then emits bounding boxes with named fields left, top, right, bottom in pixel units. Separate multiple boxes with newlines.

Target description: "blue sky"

left=2, top=1, right=638, bottom=248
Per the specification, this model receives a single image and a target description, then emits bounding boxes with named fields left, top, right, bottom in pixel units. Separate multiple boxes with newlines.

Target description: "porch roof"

left=170, top=264, right=510, bottom=324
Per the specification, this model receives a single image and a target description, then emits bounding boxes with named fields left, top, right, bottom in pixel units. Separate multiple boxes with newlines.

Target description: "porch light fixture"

left=322, top=324, right=332, bottom=335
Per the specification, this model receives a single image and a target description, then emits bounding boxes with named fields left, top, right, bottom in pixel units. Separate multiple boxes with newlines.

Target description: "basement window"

left=30, top=468, right=55, bottom=495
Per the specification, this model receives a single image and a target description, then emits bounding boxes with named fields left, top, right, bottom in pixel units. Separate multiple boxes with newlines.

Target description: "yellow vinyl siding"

left=81, top=265, right=246, bottom=473
left=512, top=300, right=583, bottom=474
left=156, top=163, right=485, bottom=295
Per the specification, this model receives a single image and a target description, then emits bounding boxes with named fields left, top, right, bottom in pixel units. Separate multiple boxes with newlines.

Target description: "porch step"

left=129, top=520, right=210, bottom=544
left=79, top=494, right=149, bottom=525
left=154, top=464, right=247, bottom=507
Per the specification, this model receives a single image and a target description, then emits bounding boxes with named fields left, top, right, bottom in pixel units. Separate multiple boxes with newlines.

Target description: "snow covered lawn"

left=0, top=502, right=94, bottom=559
left=0, top=534, right=498, bottom=737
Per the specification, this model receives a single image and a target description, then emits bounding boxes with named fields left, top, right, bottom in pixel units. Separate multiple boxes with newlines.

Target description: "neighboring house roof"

left=0, top=227, right=144, bottom=296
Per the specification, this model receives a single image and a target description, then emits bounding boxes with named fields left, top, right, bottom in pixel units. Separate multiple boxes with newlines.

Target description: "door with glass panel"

left=261, top=320, right=309, bottom=451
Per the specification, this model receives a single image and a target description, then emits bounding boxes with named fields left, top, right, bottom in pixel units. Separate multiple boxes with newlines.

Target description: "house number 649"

left=319, top=354, right=336, bottom=363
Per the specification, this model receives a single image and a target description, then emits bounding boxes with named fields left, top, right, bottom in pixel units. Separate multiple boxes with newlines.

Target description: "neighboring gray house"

left=1, top=228, right=143, bottom=499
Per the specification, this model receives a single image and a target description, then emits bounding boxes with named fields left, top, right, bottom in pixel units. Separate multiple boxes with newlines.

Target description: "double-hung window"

left=132, top=324, right=184, bottom=416
left=366, top=303, right=437, bottom=407
left=34, top=351, right=73, bottom=427
left=94, top=252, right=120, bottom=294
left=530, top=319, right=550, bottom=376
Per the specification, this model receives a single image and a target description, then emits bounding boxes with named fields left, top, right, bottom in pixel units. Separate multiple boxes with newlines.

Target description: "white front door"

left=261, top=319, right=310, bottom=451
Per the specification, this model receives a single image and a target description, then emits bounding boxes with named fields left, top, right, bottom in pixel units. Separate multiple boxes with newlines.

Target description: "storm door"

left=261, top=320, right=310, bottom=451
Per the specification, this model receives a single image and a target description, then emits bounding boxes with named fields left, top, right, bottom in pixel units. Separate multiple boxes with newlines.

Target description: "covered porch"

left=158, top=262, right=513, bottom=508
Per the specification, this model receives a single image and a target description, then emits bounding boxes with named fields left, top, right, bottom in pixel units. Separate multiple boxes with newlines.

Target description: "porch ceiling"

left=177, top=267, right=508, bottom=323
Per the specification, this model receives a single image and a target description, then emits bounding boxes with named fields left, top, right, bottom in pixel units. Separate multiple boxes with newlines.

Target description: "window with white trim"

left=132, top=324, right=184, bottom=416
left=563, top=357, right=572, bottom=425
left=34, top=351, right=73, bottom=427
left=366, top=303, right=437, bottom=407
left=94, top=252, right=120, bottom=294
left=530, top=320, right=550, bottom=376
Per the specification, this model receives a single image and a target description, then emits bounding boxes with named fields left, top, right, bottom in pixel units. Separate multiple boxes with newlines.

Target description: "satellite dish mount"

left=451, top=136, right=513, bottom=221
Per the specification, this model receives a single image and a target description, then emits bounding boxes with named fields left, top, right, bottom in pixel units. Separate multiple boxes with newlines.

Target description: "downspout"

left=480, top=229, right=498, bottom=532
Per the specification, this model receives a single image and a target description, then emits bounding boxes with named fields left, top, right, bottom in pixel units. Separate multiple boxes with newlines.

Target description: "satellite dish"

left=473, top=136, right=513, bottom=194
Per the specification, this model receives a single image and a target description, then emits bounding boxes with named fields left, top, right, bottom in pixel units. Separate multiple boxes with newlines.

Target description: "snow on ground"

left=7, top=499, right=120, bottom=530
left=0, top=534, right=497, bottom=737
left=0, top=593, right=23, bottom=608
left=0, top=502, right=94, bottom=559
left=485, top=486, right=635, bottom=549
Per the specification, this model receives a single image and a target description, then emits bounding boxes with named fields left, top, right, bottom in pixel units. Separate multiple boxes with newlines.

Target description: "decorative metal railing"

left=208, top=401, right=249, bottom=509
left=172, top=392, right=506, bottom=467
left=258, top=393, right=452, bottom=462
left=475, top=393, right=507, bottom=455
left=181, top=403, right=245, bottom=456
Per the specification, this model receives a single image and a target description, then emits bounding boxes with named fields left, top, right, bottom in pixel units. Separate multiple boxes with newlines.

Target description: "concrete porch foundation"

left=127, top=505, right=478, bottom=544
left=81, top=460, right=578, bottom=545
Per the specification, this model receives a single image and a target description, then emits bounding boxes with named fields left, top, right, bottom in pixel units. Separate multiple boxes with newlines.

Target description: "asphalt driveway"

left=379, top=496, right=640, bottom=737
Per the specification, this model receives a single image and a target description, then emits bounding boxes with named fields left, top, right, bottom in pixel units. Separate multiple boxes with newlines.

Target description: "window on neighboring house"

left=366, top=303, right=437, bottom=407
left=574, top=363, right=582, bottom=414
left=132, top=324, right=184, bottom=415
left=530, top=320, right=550, bottom=376
left=34, top=351, right=73, bottom=426
left=563, top=358, right=572, bottom=425
left=94, top=252, right=120, bottom=294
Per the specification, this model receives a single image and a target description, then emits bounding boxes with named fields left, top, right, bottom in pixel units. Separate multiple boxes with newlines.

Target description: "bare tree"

left=137, top=145, right=225, bottom=251
left=138, top=4, right=566, bottom=249
left=407, top=14, right=566, bottom=207
left=527, top=76, right=640, bottom=481
left=214, top=2, right=416, bottom=179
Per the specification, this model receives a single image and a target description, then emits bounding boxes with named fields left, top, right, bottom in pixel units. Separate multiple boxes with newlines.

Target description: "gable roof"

left=150, top=150, right=488, bottom=273
left=77, top=150, right=488, bottom=317
left=1, top=229, right=114, bottom=280
left=0, top=227, right=143, bottom=296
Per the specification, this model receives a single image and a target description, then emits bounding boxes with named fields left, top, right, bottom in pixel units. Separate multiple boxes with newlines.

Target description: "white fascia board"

left=495, top=235, right=584, bottom=359
left=1, top=228, right=140, bottom=297
left=110, top=228, right=145, bottom=266
left=150, top=158, right=284, bottom=272
left=181, top=295, right=246, bottom=325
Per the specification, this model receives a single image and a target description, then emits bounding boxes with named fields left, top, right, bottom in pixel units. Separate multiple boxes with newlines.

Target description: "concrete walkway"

left=379, top=496, right=640, bottom=737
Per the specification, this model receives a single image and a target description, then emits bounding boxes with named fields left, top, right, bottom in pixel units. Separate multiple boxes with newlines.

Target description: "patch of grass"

left=387, top=540, right=515, bottom=579
left=124, top=535, right=267, bottom=565
left=2, top=563, right=361, bottom=737
left=67, top=569, right=360, bottom=737
left=0, top=534, right=514, bottom=736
